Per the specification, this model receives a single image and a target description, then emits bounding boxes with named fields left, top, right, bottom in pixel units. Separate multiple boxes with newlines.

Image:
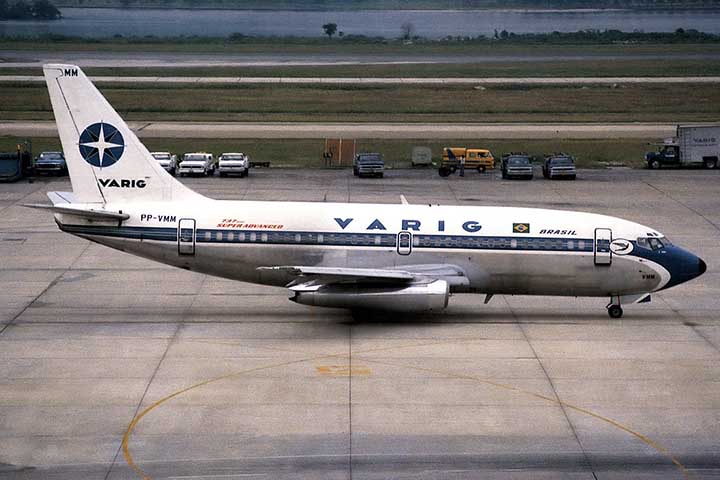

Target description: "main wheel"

left=439, top=167, right=450, bottom=177
left=704, top=158, right=717, bottom=169
left=607, top=305, right=623, bottom=319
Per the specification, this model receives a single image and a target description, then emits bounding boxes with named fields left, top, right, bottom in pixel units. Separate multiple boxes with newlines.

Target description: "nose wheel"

left=607, top=304, right=623, bottom=318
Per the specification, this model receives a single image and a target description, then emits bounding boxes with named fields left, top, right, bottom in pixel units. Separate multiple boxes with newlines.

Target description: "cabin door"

left=178, top=218, right=196, bottom=256
left=397, top=231, right=412, bottom=256
left=594, top=228, right=612, bottom=266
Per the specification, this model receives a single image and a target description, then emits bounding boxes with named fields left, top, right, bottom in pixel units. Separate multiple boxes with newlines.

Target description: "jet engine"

left=289, top=279, right=449, bottom=313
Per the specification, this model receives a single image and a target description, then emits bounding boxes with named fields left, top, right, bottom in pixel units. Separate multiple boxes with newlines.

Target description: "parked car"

left=177, top=152, right=216, bottom=177
left=353, top=153, right=384, bottom=178
left=34, top=151, right=67, bottom=176
left=218, top=152, right=250, bottom=177
left=543, top=153, right=576, bottom=180
left=501, top=153, right=534, bottom=180
left=151, top=152, right=178, bottom=176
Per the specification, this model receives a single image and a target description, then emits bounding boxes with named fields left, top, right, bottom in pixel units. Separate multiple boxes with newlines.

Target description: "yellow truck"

left=439, top=147, right=495, bottom=177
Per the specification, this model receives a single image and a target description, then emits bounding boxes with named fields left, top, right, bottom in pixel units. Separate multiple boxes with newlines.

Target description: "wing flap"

left=258, top=266, right=415, bottom=282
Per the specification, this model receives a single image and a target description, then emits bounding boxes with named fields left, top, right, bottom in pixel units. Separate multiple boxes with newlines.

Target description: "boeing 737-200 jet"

left=29, top=64, right=706, bottom=318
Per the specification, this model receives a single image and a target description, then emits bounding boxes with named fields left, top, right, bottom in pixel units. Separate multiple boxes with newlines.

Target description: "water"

left=1, top=8, right=720, bottom=39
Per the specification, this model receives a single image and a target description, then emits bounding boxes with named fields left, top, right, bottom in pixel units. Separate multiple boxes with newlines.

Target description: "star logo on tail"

left=79, top=122, right=125, bottom=167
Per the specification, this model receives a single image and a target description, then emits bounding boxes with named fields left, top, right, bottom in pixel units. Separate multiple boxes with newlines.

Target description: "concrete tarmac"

left=1, top=168, right=719, bottom=480
left=0, top=121, right=680, bottom=139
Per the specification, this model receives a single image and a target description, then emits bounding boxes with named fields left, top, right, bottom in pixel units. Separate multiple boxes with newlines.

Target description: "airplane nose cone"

left=698, top=257, right=707, bottom=276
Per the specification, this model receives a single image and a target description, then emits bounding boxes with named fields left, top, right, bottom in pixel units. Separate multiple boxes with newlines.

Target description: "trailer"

left=0, top=151, right=32, bottom=183
left=646, top=125, right=720, bottom=169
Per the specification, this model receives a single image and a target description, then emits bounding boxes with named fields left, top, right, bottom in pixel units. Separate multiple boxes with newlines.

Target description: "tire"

left=219, top=172, right=227, bottom=178
left=353, top=168, right=358, bottom=176
left=439, top=168, right=450, bottom=177
left=703, top=158, right=718, bottom=169
left=569, top=174, right=576, bottom=180
left=650, top=159, right=661, bottom=169
left=378, top=172, right=384, bottom=178
left=477, top=166, right=485, bottom=173
left=607, top=305, right=623, bottom=319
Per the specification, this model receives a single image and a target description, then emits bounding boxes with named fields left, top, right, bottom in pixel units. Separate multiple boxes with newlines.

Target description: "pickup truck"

left=34, top=151, right=67, bottom=176
left=178, top=152, right=216, bottom=177
left=218, top=152, right=250, bottom=177
left=151, top=152, right=178, bottom=176
left=353, top=153, right=384, bottom=178
left=543, top=154, right=576, bottom=180
left=501, top=153, right=534, bottom=180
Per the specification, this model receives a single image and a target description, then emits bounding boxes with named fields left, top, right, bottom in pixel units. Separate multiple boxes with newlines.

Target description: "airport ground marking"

left=353, top=355, right=692, bottom=479
left=122, top=337, right=690, bottom=479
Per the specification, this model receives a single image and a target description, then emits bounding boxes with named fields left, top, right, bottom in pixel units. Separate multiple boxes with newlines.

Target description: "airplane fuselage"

left=56, top=200, right=703, bottom=299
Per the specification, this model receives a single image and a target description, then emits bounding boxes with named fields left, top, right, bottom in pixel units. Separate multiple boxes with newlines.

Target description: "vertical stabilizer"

left=43, top=64, right=201, bottom=204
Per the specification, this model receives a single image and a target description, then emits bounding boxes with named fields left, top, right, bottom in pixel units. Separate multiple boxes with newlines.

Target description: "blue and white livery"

left=29, top=64, right=706, bottom=318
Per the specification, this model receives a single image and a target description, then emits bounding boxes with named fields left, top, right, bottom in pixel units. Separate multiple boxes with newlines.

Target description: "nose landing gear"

left=606, top=295, right=623, bottom=318
left=607, top=304, right=623, bottom=318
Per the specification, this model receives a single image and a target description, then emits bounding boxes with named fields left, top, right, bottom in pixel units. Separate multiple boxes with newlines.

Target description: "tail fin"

left=43, top=64, right=200, bottom=204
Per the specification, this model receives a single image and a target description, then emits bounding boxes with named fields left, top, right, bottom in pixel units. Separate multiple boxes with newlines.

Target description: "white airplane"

left=29, top=64, right=706, bottom=318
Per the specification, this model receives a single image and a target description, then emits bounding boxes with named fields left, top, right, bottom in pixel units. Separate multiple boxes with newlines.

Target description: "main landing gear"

left=606, top=295, right=623, bottom=318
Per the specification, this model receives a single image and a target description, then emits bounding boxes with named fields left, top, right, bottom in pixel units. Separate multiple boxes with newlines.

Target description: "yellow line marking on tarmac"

left=353, top=356, right=692, bottom=479
left=122, top=338, right=691, bottom=480
left=315, top=365, right=371, bottom=376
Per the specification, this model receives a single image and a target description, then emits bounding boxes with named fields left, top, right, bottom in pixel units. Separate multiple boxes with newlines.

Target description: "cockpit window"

left=637, top=236, right=668, bottom=251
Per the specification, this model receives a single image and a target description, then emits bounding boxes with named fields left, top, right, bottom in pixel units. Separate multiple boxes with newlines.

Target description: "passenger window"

left=567, top=240, right=574, bottom=250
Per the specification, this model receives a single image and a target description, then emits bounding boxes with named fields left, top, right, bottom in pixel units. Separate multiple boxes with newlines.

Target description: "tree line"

left=0, top=0, right=61, bottom=19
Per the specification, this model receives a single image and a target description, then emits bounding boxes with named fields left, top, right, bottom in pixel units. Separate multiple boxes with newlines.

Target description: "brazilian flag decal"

left=513, top=223, right=530, bottom=234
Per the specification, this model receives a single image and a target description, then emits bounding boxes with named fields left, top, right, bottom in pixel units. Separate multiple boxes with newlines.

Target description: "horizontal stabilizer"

left=23, top=191, right=129, bottom=220
left=23, top=203, right=130, bottom=221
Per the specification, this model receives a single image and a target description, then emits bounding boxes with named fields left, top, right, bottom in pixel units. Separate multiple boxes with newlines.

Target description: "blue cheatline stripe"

left=60, top=224, right=595, bottom=254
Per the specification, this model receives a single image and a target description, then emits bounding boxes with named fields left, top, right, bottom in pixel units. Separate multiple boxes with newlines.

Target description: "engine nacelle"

left=290, top=279, right=449, bottom=313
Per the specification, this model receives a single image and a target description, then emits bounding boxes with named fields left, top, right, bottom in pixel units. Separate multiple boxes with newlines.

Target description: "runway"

left=0, top=121, right=680, bottom=139
left=4, top=75, right=720, bottom=85
left=0, top=168, right=719, bottom=479
left=3, top=50, right=720, bottom=68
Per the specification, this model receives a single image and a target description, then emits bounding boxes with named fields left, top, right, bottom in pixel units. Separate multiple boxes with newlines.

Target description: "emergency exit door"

left=397, top=231, right=412, bottom=255
left=178, top=218, right=196, bottom=256
left=594, top=228, right=612, bottom=266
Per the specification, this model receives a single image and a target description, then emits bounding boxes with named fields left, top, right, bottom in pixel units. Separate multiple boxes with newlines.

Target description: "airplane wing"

left=258, top=264, right=469, bottom=288
left=23, top=191, right=130, bottom=221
